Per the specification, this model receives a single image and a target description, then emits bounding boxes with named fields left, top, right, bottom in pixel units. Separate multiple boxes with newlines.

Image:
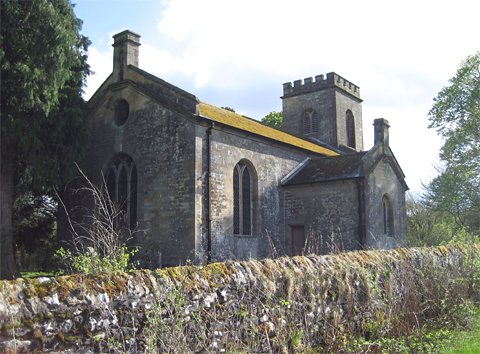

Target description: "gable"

left=282, top=152, right=366, bottom=185
left=282, top=144, right=408, bottom=190
left=88, top=65, right=198, bottom=117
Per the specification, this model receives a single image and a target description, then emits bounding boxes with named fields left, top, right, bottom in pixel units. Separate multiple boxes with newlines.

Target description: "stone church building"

left=77, top=30, right=408, bottom=267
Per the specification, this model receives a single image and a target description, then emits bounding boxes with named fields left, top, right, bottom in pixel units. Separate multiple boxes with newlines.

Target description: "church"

left=77, top=30, right=408, bottom=268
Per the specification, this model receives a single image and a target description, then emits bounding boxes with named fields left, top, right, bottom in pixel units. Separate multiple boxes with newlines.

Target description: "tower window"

left=303, top=114, right=311, bottom=134
left=302, top=109, right=318, bottom=135
left=106, top=154, right=137, bottom=229
left=346, top=110, right=356, bottom=148
left=233, top=161, right=256, bottom=235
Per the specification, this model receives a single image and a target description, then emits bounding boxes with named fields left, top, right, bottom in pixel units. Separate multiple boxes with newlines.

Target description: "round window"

left=114, top=99, right=130, bottom=126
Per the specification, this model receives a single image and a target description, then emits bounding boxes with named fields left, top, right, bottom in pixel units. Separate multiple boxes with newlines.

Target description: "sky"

left=74, top=0, right=479, bottom=195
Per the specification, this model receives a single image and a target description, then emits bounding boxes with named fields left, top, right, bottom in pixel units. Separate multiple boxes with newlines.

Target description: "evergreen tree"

left=1, top=0, right=90, bottom=279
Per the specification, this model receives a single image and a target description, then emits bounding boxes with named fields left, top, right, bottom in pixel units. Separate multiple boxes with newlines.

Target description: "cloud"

left=84, top=46, right=112, bottom=100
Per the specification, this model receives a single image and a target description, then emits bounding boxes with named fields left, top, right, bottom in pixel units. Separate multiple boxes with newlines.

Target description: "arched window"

left=106, top=154, right=137, bottom=229
left=346, top=110, right=356, bottom=148
left=233, top=161, right=256, bottom=235
left=382, top=195, right=394, bottom=236
left=302, top=109, right=318, bottom=135
left=303, top=113, right=311, bottom=134
left=311, top=111, right=318, bottom=132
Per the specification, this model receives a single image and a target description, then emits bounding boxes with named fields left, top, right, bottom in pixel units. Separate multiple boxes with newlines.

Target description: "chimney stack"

left=373, top=118, right=390, bottom=148
left=112, top=30, right=141, bottom=82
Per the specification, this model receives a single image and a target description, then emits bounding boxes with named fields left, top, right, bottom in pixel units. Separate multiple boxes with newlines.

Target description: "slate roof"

left=282, top=152, right=367, bottom=185
left=198, top=102, right=338, bottom=157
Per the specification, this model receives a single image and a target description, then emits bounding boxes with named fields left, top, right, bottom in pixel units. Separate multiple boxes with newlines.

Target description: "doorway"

left=291, top=225, right=305, bottom=256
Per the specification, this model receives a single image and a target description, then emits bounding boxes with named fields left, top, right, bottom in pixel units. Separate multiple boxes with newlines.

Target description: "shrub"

left=56, top=166, right=138, bottom=274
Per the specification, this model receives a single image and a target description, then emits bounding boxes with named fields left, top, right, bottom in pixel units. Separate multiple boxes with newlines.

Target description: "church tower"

left=281, top=72, right=363, bottom=151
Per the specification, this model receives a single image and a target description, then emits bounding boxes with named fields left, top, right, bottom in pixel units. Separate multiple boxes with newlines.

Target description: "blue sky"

left=74, top=0, right=480, bottom=194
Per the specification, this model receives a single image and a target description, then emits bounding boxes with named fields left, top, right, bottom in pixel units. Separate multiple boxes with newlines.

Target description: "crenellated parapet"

left=283, top=72, right=360, bottom=99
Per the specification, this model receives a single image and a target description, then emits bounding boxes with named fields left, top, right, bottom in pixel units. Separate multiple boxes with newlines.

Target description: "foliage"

left=1, top=0, right=90, bottom=170
left=344, top=327, right=454, bottom=353
left=13, top=193, right=57, bottom=271
left=425, top=164, right=480, bottom=232
left=221, top=106, right=235, bottom=112
left=429, top=51, right=480, bottom=170
left=408, top=52, right=480, bottom=247
left=0, top=0, right=90, bottom=279
left=55, top=245, right=136, bottom=275
left=406, top=194, right=474, bottom=246
left=443, top=310, right=480, bottom=353
left=20, top=271, right=56, bottom=278
left=425, top=51, right=480, bottom=237
left=13, top=194, right=55, bottom=250
left=56, top=167, right=138, bottom=275
left=261, top=111, right=283, bottom=129
left=406, top=194, right=479, bottom=247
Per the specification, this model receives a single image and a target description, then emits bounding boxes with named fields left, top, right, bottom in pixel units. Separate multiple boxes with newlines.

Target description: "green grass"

left=442, top=314, right=480, bottom=353
left=20, top=271, right=56, bottom=278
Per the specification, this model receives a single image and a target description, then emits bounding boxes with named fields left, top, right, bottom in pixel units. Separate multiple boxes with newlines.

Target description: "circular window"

left=114, top=99, right=130, bottom=126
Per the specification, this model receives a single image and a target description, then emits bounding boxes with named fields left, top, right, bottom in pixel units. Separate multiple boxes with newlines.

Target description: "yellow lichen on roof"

left=198, top=102, right=338, bottom=157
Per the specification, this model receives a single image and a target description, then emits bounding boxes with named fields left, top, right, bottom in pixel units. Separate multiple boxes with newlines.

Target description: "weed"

left=55, top=166, right=139, bottom=275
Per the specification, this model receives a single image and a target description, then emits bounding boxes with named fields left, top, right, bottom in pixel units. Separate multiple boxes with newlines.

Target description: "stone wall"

left=365, top=151, right=407, bottom=249
left=2, top=245, right=479, bottom=353
left=205, top=126, right=315, bottom=261
left=283, top=180, right=361, bottom=254
left=282, top=72, right=363, bottom=150
left=334, top=89, right=363, bottom=150
left=79, top=83, right=199, bottom=269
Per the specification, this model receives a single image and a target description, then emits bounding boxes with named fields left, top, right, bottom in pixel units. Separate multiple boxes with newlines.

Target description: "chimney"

left=112, top=30, right=141, bottom=82
left=373, top=118, right=390, bottom=148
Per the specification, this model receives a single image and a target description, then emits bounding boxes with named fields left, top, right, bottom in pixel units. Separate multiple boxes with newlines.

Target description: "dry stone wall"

left=1, top=245, right=480, bottom=353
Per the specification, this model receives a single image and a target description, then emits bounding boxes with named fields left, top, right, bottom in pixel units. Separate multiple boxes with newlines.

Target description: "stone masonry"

left=61, top=30, right=408, bottom=268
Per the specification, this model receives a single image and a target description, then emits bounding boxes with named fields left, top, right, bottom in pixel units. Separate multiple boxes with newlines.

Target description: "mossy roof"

left=197, top=102, right=338, bottom=157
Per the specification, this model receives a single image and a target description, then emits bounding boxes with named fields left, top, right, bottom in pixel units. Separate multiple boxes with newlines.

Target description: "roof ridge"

left=197, top=102, right=338, bottom=157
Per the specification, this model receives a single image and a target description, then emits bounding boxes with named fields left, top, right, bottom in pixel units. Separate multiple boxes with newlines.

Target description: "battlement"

left=282, top=72, right=360, bottom=99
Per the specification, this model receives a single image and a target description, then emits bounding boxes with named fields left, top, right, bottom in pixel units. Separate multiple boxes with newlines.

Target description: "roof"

left=282, top=152, right=367, bottom=185
left=197, top=102, right=338, bottom=157
left=282, top=145, right=408, bottom=190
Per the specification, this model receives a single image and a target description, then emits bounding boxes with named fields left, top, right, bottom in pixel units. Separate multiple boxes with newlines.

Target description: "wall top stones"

left=282, top=72, right=360, bottom=99
left=1, top=245, right=478, bottom=352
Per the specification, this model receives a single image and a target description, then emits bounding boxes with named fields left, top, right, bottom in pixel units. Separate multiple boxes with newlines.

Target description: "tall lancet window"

left=233, top=161, right=256, bottom=235
left=302, top=109, right=318, bottom=135
left=106, top=154, right=138, bottom=229
left=382, top=195, right=394, bottom=236
left=346, top=110, right=356, bottom=148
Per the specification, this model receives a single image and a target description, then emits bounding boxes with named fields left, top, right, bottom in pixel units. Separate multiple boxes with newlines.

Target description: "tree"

left=0, top=0, right=90, bottom=279
left=429, top=52, right=480, bottom=171
left=261, top=111, right=283, bottom=129
left=406, top=193, right=469, bottom=247
left=426, top=52, right=480, bottom=237
left=13, top=193, right=57, bottom=271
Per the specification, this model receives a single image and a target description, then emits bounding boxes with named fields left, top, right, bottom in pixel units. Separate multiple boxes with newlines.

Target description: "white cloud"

left=84, top=46, right=112, bottom=100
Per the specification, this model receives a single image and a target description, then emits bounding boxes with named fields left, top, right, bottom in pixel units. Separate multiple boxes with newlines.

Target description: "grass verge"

left=442, top=312, right=480, bottom=354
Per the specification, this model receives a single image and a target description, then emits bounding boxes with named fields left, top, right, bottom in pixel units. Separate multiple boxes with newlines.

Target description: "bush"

left=56, top=167, right=138, bottom=274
